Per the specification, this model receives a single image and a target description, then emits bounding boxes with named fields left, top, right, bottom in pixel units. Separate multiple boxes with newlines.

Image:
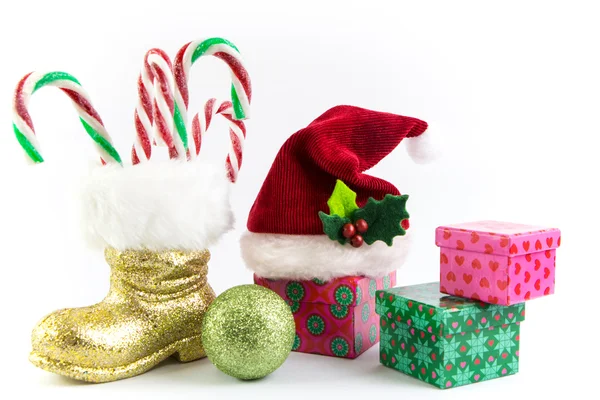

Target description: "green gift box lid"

left=376, top=282, right=525, bottom=336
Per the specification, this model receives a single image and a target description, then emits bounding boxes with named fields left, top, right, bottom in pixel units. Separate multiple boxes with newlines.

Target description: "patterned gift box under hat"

left=254, top=272, right=396, bottom=359
left=376, top=282, right=525, bottom=389
left=436, top=221, right=560, bottom=305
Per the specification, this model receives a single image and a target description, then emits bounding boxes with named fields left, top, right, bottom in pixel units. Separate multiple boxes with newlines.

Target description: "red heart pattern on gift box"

left=436, top=222, right=559, bottom=305
left=438, top=249, right=556, bottom=305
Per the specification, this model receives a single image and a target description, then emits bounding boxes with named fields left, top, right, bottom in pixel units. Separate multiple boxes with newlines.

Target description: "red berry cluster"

left=342, top=219, right=368, bottom=248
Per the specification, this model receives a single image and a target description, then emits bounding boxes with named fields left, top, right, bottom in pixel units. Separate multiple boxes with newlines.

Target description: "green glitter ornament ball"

left=201, top=284, right=295, bottom=380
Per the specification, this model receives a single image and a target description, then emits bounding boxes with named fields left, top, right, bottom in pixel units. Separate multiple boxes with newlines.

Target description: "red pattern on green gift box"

left=254, top=272, right=395, bottom=359
left=376, top=282, right=525, bottom=389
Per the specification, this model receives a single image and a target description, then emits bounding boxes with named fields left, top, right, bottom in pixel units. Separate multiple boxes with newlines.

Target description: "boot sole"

left=29, top=334, right=206, bottom=383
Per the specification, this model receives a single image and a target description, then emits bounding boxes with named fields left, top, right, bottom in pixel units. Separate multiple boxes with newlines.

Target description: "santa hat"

left=240, top=105, right=434, bottom=281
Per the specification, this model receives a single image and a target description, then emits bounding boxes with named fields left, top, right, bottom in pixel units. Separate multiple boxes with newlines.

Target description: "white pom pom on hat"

left=406, top=123, right=441, bottom=164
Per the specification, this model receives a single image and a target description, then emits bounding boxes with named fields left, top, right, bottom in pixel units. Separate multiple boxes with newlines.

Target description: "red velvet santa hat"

left=240, top=105, right=433, bottom=281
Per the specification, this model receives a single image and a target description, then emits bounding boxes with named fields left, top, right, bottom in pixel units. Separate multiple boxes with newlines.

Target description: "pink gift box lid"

left=435, top=221, right=561, bottom=257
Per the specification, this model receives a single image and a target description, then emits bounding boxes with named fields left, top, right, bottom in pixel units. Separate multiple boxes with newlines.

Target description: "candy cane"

left=191, top=98, right=246, bottom=182
left=132, top=54, right=154, bottom=163
left=174, top=37, right=252, bottom=158
left=12, top=71, right=121, bottom=164
left=132, top=49, right=184, bottom=164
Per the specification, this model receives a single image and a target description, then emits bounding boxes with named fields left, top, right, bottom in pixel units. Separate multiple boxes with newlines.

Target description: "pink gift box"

left=436, top=221, right=561, bottom=305
left=254, top=272, right=396, bottom=359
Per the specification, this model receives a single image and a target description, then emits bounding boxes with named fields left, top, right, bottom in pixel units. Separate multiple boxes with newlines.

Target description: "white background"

left=0, top=0, right=597, bottom=398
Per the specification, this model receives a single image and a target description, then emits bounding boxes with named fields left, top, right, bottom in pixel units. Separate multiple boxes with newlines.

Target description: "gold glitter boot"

left=29, top=248, right=216, bottom=382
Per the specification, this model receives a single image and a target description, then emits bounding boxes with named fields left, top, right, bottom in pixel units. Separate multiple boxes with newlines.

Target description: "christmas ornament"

left=240, top=105, right=435, bottom=281
left=12, top=37, right=252, bottom=382
left=202, top=284, right=295, bottom=380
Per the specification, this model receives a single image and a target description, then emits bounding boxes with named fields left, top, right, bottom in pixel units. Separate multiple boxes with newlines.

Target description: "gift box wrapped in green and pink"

left=376, top=282, right=525, bottom=389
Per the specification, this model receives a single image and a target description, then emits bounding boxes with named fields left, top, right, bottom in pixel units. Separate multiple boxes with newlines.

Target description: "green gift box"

left=375, top=282, right=525, bottom=389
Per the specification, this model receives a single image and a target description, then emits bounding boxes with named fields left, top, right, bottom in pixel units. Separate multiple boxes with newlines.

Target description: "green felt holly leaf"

left=326, top=180, right=359, bottom=218
left=318, top=211, right=351, bottom=244
left=353, top=194, right=410, bottom=246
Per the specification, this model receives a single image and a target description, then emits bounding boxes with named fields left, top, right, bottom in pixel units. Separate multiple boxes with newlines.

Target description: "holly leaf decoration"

left=318, top=211, right=351, bottom=244
left=326, top=180, right=359, bottom=218
left=352, top=194, right=410, bottom=246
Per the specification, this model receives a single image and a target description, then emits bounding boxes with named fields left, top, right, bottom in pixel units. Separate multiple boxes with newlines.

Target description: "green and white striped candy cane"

left=173, top=37, right=252, bottom=158
left=12, top=71, right=122, bottom=164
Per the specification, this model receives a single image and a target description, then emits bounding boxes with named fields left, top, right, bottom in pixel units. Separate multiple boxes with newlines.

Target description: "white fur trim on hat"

left=80, top=160, right=233, bottom=251
left=240, top=232, right=411, bottom=281
left=406, top=126, right=440, bottom=164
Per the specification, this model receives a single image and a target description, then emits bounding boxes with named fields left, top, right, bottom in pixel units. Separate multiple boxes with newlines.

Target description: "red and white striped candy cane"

left=174, top=37, right=252, bottom=159
left=132, top=49, right=184, bottom=164
left=191, top=98, right=246, bottom=182
left=12, top=71, right=121, bottom=165
left=132, top=53, right=153, bottom=164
